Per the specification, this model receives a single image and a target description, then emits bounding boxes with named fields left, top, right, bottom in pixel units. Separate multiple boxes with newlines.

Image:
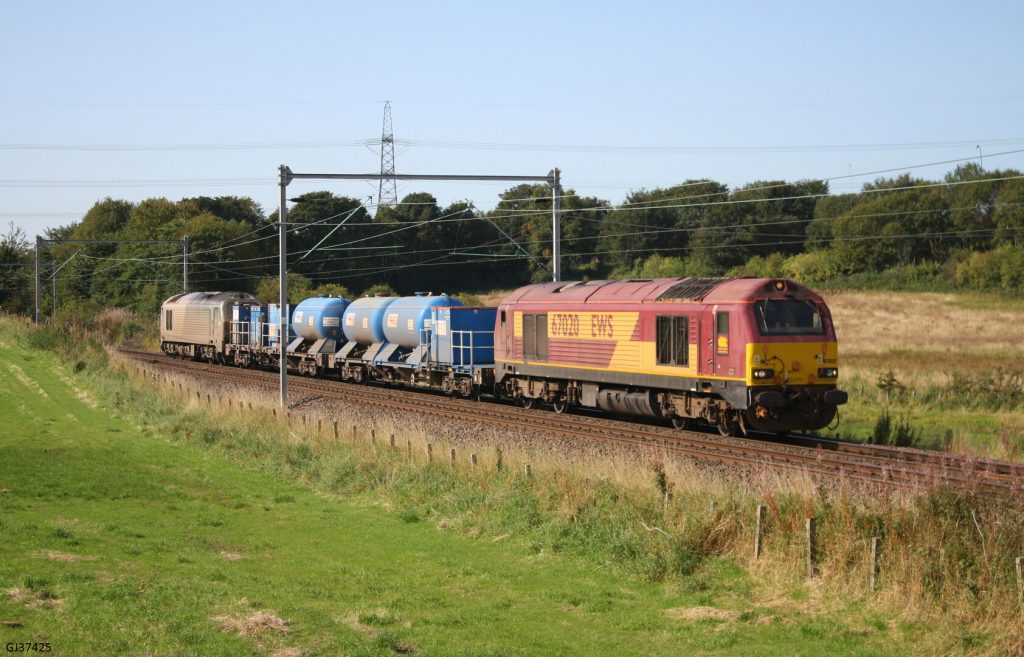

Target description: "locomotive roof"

left=500, top=277, right=820, bottom=305
left=162, top=291, right=259, bottom=306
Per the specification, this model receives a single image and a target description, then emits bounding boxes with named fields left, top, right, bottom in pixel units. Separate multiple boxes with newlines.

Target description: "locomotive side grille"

left=656, top=277, right=736, bottom=302
left=183, top=308, right=210, bottom=334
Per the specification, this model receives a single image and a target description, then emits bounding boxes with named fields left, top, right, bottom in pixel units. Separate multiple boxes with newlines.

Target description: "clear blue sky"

left=2, top=0, right=1022, bottom=236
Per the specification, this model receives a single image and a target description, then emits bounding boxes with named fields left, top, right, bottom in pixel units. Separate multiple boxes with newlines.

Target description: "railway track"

left=118, top=348, right=1024, bottom=495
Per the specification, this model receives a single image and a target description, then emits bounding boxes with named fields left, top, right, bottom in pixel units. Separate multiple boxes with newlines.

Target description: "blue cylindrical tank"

left=383, top=293, right=464, bottom=349
left=291, top=296, right=351, bottom=341
left=343, top=295, right=398, bottom=345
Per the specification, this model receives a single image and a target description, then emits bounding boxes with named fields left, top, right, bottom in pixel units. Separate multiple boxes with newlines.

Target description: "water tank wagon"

left=291, top=296, right=351, bottom=341
left=342, top=295, right=398, bottom=345
left=382, top=293, right=464, bottom=349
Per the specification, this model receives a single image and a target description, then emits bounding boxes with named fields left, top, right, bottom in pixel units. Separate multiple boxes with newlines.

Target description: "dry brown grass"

left=826, top=290, right=1024, bottom=382
left=474, top=289, right=515, bottom=306
left=665, top=606, right=738, bottom=622
left=6, top=587, right=63, bottom=609
left=211, top=610, right=290, bottom=638
left=35, top=550, right=94, bottom=562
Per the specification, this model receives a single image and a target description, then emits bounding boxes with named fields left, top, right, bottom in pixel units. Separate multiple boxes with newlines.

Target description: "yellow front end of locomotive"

left=745, top=342, right=839, bottom=387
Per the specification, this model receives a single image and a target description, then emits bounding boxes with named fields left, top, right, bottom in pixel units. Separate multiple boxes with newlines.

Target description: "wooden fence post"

left=370, top=429, right=376, bottom=446
left=806, top=518, right=818, bottom=578
left=407, top=439, right=412, bottom=458
left=1016, top=556, right=1023, bottom=606
left=351, top=425, right=357, bottom=440
left=471, top=453, right=478, bottom=468
left=332, top=420, right=339, bottom=441
left=389, top=434, right=396, bottom=448
left=870, top=537, right=881, bottom=591
left=450, top=448, right=456, bottom=467
left=754, top=505, right=766, bottom=560
left=426, top=443, right=433, bottom=461
left=524, top=464, right=532, bottom=478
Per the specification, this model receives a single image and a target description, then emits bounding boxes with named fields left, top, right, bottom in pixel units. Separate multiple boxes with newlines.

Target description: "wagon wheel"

left=552, top=399, right=567, bottom=414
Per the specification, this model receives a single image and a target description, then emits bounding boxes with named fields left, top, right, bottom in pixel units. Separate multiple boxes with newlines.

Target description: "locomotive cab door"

left=700, top=308, right=733, bottom=377
left=699, top=309, right=716, bottom=376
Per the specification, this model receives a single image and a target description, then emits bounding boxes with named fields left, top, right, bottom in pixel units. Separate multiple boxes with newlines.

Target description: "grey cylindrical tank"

left=342, top=295, right=398, bottom=345
left=292, top=296, right=351, bottom=341
left=382, top=293, right=464, bottom=349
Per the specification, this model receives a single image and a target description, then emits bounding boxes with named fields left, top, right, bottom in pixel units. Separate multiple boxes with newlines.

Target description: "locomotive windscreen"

left=754, top=299, right=824, bottom=335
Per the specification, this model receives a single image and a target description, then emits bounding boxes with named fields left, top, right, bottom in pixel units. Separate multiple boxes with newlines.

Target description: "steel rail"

left=118, top=349, right=1023, bottom=495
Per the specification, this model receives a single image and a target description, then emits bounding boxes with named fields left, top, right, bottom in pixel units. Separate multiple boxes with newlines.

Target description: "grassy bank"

left=3, top=313, right=1024, bottom=656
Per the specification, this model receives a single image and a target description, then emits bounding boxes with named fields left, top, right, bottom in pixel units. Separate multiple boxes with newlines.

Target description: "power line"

left=1, top=137, right=1021, bottom=155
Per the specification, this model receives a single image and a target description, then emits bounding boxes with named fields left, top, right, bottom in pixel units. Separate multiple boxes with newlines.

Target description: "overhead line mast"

left=378, top=101, right=398, bottom=208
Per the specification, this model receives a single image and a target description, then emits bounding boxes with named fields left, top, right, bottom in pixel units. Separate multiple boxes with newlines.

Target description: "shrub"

left=728, top=252, right=786, bottom=278
left=954, top=244, right=1024, bottom=291
left=361, top=283, right=397, bottom=297
left=780, top=250, right=844, bottom=283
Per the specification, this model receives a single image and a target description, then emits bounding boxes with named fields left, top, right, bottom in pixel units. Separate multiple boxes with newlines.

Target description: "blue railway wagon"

left=431, top=306, right=496, bottom=369
left=266, top=303, right=294, bottom=347
left=292, top=296, right=350, bottom=342
left=249, top=305, right=265, bottom=347
left=383, top=293, right=464, bottom=349
left=344, top=295, right=397, bottom=345
left=230, top=302, right=252, bottom=345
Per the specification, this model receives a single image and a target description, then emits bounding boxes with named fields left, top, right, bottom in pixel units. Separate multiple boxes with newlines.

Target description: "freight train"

left=160, top=277, right=848, bottom=436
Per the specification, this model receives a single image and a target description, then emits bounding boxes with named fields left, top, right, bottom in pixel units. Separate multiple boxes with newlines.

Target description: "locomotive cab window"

left=715, top=312, right=729, bottom=355
left=754, top=300, right=824, bottom=336
left=656, top=315, right=689, bottom=366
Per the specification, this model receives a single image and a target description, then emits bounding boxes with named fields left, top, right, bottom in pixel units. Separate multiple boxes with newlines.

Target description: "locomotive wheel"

left=671, top=416, right=691, bottom=430
left=718, top=412, right=742, bottom=437
left=522, top=397, right=537, bottom=410
left=552, top=399, right=567, bottom=414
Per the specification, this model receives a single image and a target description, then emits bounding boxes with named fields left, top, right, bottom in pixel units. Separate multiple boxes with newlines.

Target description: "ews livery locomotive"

left=159, top=277, right=847, bottom=437
left=494, top=277, right=846, bottom=435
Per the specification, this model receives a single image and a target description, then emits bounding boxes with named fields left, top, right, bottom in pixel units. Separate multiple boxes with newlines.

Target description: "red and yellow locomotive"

left=494, top=277, right=847, bottom=435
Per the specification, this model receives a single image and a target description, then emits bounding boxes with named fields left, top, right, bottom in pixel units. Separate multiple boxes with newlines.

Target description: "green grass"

left=0, top=320, right=981, bottom=656
left=828, top=374, right=1024, bottom=459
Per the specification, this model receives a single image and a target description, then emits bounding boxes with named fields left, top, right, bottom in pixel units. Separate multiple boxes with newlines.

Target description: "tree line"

left=2, top=161, right=1022, bottom=317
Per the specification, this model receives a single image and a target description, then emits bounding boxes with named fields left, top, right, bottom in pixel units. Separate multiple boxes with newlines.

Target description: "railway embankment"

left=3, top=313, right=1024, bottom=656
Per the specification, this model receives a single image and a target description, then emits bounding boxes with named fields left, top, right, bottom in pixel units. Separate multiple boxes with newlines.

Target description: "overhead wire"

left=15, top=149, right=1024, bottom=284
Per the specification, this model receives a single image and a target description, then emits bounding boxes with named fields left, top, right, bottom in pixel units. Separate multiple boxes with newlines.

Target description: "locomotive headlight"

left=817, top=367, right=838, bottom=378
left=752, top=368, right=775, bottom=380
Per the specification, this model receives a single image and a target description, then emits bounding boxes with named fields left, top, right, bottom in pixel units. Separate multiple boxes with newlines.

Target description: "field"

left=0, top=319, right=924, bottom=656
left=823, top=290, right=1024, bottom=460
left=2, top=308, right=1022, bottom=657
